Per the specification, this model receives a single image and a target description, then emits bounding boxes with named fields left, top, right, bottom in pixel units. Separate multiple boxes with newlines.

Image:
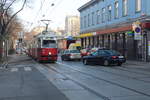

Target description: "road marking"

left=11, top=68, right=18, bottom=72
left=24, top=67, right=32, bottom=71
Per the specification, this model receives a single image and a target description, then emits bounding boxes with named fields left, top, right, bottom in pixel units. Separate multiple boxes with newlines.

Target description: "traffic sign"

left=132, top=21, right=142, bottom=40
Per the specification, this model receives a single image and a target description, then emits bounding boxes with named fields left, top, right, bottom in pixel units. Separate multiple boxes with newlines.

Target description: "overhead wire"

left=27, top=0, right=84, bottom=31
left=28, top=0, right=46, bottom=32
left=41, top=0, right=65, bottom=30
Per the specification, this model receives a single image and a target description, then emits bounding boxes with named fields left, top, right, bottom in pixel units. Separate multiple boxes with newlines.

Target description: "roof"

left=78, top=0, right=100, bottom=12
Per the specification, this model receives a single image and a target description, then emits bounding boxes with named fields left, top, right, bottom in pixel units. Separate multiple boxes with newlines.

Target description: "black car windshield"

left=103, top=50, right=121, bottom=56
left=70, top=50, right=80, bottom=53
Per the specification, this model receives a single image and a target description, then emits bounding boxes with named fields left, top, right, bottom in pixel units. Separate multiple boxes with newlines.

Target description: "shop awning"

left=75, top=32, right=96, bottom=38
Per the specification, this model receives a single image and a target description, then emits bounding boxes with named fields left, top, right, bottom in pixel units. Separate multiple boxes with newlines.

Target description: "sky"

left=12, top=0, right=90, bottom=31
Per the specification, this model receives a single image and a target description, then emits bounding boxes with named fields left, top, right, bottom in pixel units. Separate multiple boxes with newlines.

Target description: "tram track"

left=61, top=61, right=150, bottom=83
left=46, top=62, right=150, bottom=98
left=111, top=66, right=150, bottom=76
left=43, top=64, right=111, bottom=100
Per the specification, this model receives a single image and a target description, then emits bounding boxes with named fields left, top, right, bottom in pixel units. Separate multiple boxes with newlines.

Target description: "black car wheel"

left=83, top=59, right=88, bottom=65
left=103, top=60, right=109, bottom=66
left=117, top=62, right=122, bottom=66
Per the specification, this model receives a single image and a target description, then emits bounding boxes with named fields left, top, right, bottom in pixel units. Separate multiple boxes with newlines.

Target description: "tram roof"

left=34, top=33, right=63, bottom=40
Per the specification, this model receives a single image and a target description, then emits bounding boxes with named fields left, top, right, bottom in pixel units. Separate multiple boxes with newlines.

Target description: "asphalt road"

left=1, top=54, right=150, bottom=100
left=38, top=57, right=150, bottom=100
left=0, top=55, right=68, bottom=100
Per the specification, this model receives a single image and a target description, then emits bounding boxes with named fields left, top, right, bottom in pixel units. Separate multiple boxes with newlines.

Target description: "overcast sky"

left=13, top=0, right=90, bottom=31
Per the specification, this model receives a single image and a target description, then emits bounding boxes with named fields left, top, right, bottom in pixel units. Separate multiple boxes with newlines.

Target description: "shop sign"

left=148, top=41, right=150, bottom=56
left=126, top=31, right=134, bottom=36
left=134, top=32, right=142, bottom=40
left=132, top=21, right=142, bottom=40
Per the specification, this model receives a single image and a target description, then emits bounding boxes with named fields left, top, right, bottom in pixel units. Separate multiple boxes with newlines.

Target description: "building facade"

left=65, top=16, right=80, bottom=36
left=78, top=0, right=150, bottom=61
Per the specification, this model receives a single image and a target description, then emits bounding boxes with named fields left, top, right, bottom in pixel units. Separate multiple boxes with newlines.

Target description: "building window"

left=84, top=16, right=86, bottom=28
left=96, top=10, right=100, bottom=24
left=123, top=0, right=128, bottom=16
left=88, top=14, right=90, bottom=27
left=92, top=12, right=95, bottom=25
left=108, top=5, right=112, bottom=21
left=81, top=17, right=83, bottom=29
left=136, top=0, right=141, bottom=12
left=114, top=1, right=119, bottom=18
left=102, top=8, right=105, bottom=22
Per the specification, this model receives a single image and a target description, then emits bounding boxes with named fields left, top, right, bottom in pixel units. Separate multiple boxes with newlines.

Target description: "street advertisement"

left=148, top=41, right=150, bottom=56
left=132, top=21, right=142, bottom=40
left=134, top=32, right=142, bottom=40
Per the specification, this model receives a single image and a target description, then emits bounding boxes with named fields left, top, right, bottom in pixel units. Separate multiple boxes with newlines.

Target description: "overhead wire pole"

left=40, top=19, right=51, bottom=33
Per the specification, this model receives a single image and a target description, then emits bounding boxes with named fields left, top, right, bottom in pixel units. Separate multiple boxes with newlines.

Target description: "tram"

left=28, top=33, right=58, bottom=62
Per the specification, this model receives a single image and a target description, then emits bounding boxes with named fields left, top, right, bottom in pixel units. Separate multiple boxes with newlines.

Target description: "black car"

left=82, top=49, right=126, bottom=66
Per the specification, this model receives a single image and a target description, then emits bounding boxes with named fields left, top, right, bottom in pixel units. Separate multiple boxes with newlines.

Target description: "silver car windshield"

left=70, top=50, right=80, bottom=53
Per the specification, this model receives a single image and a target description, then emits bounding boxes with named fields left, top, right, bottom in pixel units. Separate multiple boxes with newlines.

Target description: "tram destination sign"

left=43, top=37, right=54, bottom=40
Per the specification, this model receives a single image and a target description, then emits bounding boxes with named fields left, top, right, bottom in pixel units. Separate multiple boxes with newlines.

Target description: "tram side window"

left=38, top=39, right=41, bottom=47
left=42, top=40, right=57, bottom=48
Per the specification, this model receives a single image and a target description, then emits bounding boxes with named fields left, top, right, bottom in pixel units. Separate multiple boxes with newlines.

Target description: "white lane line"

left=24, top=67, right=32, bottom=71
left=11, top=68, right=18, bottom=72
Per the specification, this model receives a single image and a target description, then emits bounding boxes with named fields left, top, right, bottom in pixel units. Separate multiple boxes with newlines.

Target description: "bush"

left=8, top=49, right=15, bottom=55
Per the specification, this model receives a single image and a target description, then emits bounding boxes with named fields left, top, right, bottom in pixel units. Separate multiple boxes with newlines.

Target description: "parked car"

left=80, top=48, right=90, bottom=57
left=82, top=49, right=126, bottom=66
left=61, top=50, right=81, bottom=61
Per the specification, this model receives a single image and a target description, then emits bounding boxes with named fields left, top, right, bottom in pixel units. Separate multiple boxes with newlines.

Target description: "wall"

left=80, top=0, right=149, bottom=33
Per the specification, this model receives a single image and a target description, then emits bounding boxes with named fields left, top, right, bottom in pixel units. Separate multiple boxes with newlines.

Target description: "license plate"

left=119, top=56, right=124, bottom=58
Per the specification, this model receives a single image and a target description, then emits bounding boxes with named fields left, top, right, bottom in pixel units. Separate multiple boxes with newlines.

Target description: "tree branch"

left=4, top=0, right=27, bottom=35
left=5, top=0, right=17, bottom=12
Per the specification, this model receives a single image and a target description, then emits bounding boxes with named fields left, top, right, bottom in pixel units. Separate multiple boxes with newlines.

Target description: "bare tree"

left=0, top=0, right=27, bottom=61
left=0, top=0, right=27, bottom=37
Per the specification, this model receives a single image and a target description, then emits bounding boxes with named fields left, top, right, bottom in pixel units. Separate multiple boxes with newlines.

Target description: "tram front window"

left=42, top=40, right=57, bottom=48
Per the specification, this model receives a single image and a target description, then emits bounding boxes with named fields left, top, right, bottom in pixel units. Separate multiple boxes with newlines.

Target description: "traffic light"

left=19, top=38, right=22, bottom=42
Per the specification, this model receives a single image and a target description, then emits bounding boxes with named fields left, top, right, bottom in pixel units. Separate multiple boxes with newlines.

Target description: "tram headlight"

left=48, top=52, right=52, bottom=55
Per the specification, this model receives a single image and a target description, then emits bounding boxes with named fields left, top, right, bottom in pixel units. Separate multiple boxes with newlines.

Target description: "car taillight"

left=87, top=52, right=90, bottom=55
left=67, top=54, right=71, bottom=56
left=112, top=56, right=117, bottom=59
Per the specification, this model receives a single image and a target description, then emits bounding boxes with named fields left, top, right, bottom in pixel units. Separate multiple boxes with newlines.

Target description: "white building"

left=65, top=16, right=80, bottom=36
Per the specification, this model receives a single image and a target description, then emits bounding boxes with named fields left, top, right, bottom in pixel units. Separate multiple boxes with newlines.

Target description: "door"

left=97, top=50, right=107, bottom=64
left=89, top=51, right=99, bottom=64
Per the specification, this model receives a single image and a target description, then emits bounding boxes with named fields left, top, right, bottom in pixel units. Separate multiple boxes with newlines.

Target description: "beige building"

left=65, top=16, right=80, bottom=36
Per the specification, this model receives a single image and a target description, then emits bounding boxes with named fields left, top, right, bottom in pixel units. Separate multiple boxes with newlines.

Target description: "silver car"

left=61, top=50, right=81, bottom=61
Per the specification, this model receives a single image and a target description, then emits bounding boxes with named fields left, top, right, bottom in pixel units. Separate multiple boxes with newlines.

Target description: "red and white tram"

left=28, top=34, right=58, bottom=62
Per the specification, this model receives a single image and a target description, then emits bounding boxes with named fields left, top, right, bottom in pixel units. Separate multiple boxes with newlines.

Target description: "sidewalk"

left=123, top=60, right=150, bottom=68
left=0, top=54, right=69, bottom=100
